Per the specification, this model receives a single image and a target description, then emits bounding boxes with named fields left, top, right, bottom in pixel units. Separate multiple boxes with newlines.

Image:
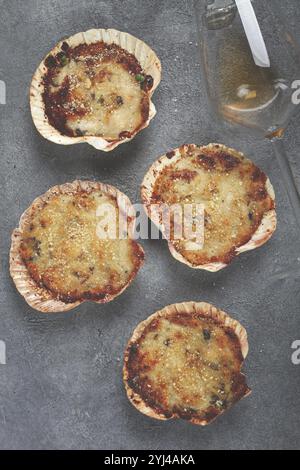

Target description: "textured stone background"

left=0, top=0, right=300, bottom=450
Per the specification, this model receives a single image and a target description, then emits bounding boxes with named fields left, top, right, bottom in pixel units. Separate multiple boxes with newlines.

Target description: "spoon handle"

left=235, top=0, right=270, bottom=67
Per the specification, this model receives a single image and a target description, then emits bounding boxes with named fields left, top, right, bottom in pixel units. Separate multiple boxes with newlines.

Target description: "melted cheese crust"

left=43, top=42, right=151, bottom=139
left=150, top=144, right=274, bottom=266
left=20, top=190, right=144, bottom=303
left=126, top=312, right=249, bottom=422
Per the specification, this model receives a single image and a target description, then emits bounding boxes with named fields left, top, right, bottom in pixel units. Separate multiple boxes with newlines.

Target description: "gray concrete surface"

left=0, top=0, right=300, bottom=450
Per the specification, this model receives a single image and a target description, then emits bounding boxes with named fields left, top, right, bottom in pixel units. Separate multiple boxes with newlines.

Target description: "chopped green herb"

left=57, top=52, right=69, bottom=67
left=203, top=329, right=211, bottom=341
left=135, top=74, right=145, bottom=83
left=210, top=395, right=226, bottom=409
left=45, top=55, right=56, bottom=68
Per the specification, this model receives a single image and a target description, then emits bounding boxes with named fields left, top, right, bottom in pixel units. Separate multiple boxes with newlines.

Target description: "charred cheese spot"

left=19, top=189, right=144, bottom=303
left=150, top=144, right=275, bottom=266
left=126, top=312, right=249, bottom=422
left=43, top=42, right=152, bottom=139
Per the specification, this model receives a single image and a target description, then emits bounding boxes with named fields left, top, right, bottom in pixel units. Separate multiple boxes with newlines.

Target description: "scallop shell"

left=30, top=29, right=161, bottom=151
left=123, top=301, right=250, bottom=425
left=10, top=180, right=144, bottom=313
left=141, top=143, right=277, bottom=272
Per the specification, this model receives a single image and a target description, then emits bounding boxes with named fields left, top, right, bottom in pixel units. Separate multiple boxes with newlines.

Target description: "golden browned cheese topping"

left=19, top=190, right=144, bottom=303
left=126, top=312, right=249, bottom=422
left=150, top=144, right=274, bottom=265
left=43, top=41, right=153, bottom=139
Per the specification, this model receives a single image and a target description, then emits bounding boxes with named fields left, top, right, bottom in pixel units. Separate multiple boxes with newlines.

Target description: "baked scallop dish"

left=30, top=29, right=161, bottom=151
left=124, top=301, right=250, bottom=426
left=141, top=143, right=277, bottom=271
left=10, top=181, right=144, bottom=313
